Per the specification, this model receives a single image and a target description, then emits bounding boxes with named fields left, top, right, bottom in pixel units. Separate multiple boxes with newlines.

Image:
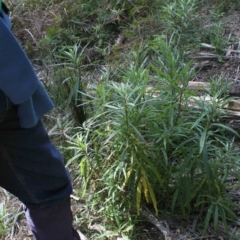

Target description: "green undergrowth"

left=6, top=0, right=240, bottom=239
left=67, top=36, right=240, bottom=239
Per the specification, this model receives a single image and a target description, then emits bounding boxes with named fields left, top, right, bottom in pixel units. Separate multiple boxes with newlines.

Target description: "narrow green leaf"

left=190, top=178, right=206, bottom=201
left=147, top=181, right=158, bottom=215
left=213, top=205, right=219, bottom=231
left=203, top=204, right=213, bottom=233
left=130, top=124, right=147, bottom=143
left=141, top=176, right=150, bottom=203
left=171, top=189, right=179, bottom=212
left=212, top=123, right=240, bottom=138
left=190, top=112, right=207, bottom=130
left=66, top=153, right=82, bottom=167
left=142, top=157, right=163, bottom=184
left=219, top=207, right=228, bottom=232
left=161, top=147, right=168, bottom=166
left=104, top=104, right=121, bottom=110
left=136, top=180, right=142, bottom=215
left=199, top=130, right=207, bottom=154
left=220, top=204, right=237, bottom=220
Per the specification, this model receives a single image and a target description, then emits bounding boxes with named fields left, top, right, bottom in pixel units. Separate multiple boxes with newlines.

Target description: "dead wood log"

left=189, top=54, right=240, bottom=60
left=146, top=84, right=240, bottom=119
left=201, top=43, right=240, bottom=55
left=188, top=96, right=240, bottom=111
left=146, top=81, right=210, bottom=98
left=187, top=81, right=210, bottom=90
left=188, top=96, right=240, bottom=119
left=141, top=206, right=172, bottom=240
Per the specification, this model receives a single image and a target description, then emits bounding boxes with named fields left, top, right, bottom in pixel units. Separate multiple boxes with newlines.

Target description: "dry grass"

left=0, top=188, right=32, bottom=240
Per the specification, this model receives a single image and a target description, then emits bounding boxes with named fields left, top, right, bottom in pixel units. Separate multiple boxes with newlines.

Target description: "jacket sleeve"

left=0, top=9, right=39, bottom=104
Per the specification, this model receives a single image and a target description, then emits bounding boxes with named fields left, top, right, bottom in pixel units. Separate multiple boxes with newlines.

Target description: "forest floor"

left=1, top=2, right=240, bottom=240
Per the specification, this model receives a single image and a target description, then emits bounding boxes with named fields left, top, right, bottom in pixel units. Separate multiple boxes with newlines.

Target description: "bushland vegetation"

left=2, top=0, right=240, bottom=239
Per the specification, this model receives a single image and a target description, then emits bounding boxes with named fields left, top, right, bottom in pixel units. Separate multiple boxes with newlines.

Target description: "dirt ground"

left=193, top=8, right=240, bottom=96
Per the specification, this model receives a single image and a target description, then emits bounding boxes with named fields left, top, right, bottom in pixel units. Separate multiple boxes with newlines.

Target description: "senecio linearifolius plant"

left=67, top=36, right=239, bottom=236
left=161, top=0, right=198, bottom=34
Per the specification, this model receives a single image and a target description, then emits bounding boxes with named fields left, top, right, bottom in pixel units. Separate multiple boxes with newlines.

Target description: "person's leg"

left=24, top=198, right=79, bottom=240
left=0, top=90, right=79, bottom=240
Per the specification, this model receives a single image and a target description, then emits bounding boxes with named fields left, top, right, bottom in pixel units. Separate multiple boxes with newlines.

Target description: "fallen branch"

left=187, top=81, right=210, bottom=90
left=189, top=96, right=240, bottom=111
left=147, top=85, right=240, bottom=119
left=201, top=43, right=240, bottom=55
left=141, top=205, right=172, bottom=240
left=189, top=54, right=240, bottom=60
left=187, top=235, right=218, bottom=240
left=70, top=194, right=80, bottom=201
left=188, top=96, right=240, bottom=119
left=76, top=229, right=88, bottom=240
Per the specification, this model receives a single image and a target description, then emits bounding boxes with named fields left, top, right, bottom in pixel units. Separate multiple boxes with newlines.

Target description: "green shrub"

left=67, top=36, right=239, bottom=236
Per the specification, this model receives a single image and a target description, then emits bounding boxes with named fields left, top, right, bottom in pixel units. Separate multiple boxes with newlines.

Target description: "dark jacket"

left=0, top=7, right=53, bottom=128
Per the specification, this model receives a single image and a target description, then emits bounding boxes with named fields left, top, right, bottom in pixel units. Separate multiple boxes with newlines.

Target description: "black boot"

left=25, top=197, right=77, bottom=240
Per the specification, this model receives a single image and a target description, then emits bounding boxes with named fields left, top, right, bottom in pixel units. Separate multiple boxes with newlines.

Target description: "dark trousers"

left=0, top=90, right=78, bottom=240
